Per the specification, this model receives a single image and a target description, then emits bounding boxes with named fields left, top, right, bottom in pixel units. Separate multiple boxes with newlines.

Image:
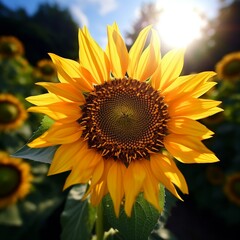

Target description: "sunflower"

left=223, top=172, right=240, bottom=206
left=0, top=151, right=32, bottom=208
left=0, top=94, right=28, bottom=131
left=26, top=23, right=222, bottom=217
left=206, top=165, right=225, bottom=185
left=0, top=36, right=24, bottom=58
left=34, top=59, right=57, bottom=82
left=215, top=51, right=240, bottom=81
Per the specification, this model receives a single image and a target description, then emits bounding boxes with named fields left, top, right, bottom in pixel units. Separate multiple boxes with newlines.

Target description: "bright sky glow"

left=1, top=0, right=233, bottom=48
left=156, top=6, right=207, bottom=48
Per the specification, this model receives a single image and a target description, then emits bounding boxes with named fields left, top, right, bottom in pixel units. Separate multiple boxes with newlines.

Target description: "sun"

left=156, top=6, right=206, bottom=48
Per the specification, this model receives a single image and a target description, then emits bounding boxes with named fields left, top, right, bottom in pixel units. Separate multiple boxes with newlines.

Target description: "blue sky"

left=1, top=0, right=233, bottom=48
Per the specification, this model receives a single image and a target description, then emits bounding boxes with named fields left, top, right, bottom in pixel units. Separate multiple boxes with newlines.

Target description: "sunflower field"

left=1, top=1, right=240, bottom=240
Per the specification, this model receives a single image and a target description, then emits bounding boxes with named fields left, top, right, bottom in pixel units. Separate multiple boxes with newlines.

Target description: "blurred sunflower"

left=34, top=59, right=57, bottom=82
left=27, top=23, right=222, bottom=217
left=224, top=172, right=240, bottom=206
left=206, top=165, right=225, bottom=185
left=215, top=51, right=240, bottom=81
left=0, top=36, right=24, bottom=58
left=0, top=151, right=32, bottom=208
left=0, top=94, right=28, bottom=131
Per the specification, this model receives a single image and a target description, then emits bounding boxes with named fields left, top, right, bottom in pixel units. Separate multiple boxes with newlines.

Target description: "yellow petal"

left=141, top=160, right=161, bottom=211
left=164, top=134, right=220, bottom=163
left=163, top=72, right=216, bottom=102
left=150, top=154, right=183, bottom=200
left=90, top=159, right=113, bottom=206
left=107, top=23, right=129, bottom=78
left=48, top=53, right=78, bottom=83
left=123, top=160, right=146, bottom=217
left=91, top=158, right=104, bottom=186
left=127, top=25, right=152, bottom=78
left=79, top=65, right=100, bottom=85
left=79, top=27, right=110, bottom=84
left=132, top=29, right=160, bottom=81
left=159, top=48, right=185, bottom=90
left=168, top=98, right=223, bottom=120
left=45, top=122, right=83, bottom=144
left=26, top=93, right=61, bottom=106
left=27, top=130, right=55, bottom=148
left=167, top=117, right=214, bottom=139
left=91, top=182, right=107, bottom=206
left=151, top=29, right=161, bottom=63
left=48, top=140, right=86, bottom=175
left=28, top=102, right=81, bottom=123
left=49, top=53, right=93, bottom=92
left=64, top=149, right=103, bottom=190
left=107, top=161, right=126, bottom=217
left=29, top=121, right=83, bottom=148
left=150, top=62, right=161, bottom=90
left=36, top=82, right=85, bottom=104
left=151, top=153, right=188, bottom=194
left=192, top=82, right=217, bottom=98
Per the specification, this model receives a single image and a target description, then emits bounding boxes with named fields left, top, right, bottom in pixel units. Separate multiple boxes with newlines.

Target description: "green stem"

left=96, top=201, right=104, bottom=240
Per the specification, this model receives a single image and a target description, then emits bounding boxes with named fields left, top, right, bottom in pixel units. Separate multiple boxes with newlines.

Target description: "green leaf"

left=30, top=115, right=55, bottom=141
left=61, top=184, right=96, bottom=240
left=149, top=190, right=178, bottom=240
left=0, top=204, right=22, bottom=226
left=12, top=115, right=57, bottom=163
left=103, top=187, right=165, bottom=240
left=12, top=144, right=58, bottom=164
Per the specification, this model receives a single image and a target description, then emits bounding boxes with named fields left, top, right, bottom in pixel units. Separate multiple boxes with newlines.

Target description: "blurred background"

left=0, top=0, right=240, bottom=239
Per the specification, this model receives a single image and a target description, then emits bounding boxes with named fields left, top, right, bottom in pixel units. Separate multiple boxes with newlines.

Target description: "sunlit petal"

left=133, top=29, right=160, bottom=81
left=107, top=161, right=126, bottom=217
left=167, top=117, right=214, bottom=139
left=127, top=25, right=152, bottom=78
left=28, top=102, right=81, bottom=123
left=164, top=134, right=220, bottom=163
left=107, top=23, right=129, bottom=78
left=79, top=27, right=110, bottom=84
left=124, top=160, right=146, bottom=216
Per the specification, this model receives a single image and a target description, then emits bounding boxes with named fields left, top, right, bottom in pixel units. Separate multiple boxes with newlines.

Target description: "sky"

left=1, top=0, right=233, bottom=48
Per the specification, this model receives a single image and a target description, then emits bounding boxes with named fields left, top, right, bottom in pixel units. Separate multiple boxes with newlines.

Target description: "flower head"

left=27, top=23, right=221, bottom=217
left=0, top=94, right=28, bottom=131
left=224, top=172, right=240, bottom=206
left=0, top=36, right=24, bottom=58
left=206, top=165, right=224, bottom=185
left=34, top=59, right=57, bottom=82
left=0, top=152, right=32, bottom=208
left=215, top=51, right=240, bottom=81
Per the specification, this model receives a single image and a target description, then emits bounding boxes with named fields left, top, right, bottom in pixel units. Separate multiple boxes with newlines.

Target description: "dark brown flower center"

left=223, top=59, right=240, bottom=77
left=0, top=101, right=19, bottom=124
left=0, top=164, right=21, bottom=197
left=80, top=78, right=169, bottom=165
left=229, top=177, right=240, bottom=199
left=40, top=64, right=55, bottom=76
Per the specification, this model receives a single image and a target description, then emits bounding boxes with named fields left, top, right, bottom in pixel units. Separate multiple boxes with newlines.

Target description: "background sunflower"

left=0, top=94, right=28, bottom=131
left=0, top=152, right=32, bottom=208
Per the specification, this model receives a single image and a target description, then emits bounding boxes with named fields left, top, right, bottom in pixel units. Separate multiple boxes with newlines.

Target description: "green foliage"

left=0, top=2, right=79, bottom=64
left=103, top=185, right=165, bottom=240
left=0, top=162, right=68, bottom=239
left=13, top=115, right=58, bottom=164
left=61, top=185, right=96, bottom=240
left=0, top=53, right=41, bottom=152
left=0, top=205, right=22, bottom=226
